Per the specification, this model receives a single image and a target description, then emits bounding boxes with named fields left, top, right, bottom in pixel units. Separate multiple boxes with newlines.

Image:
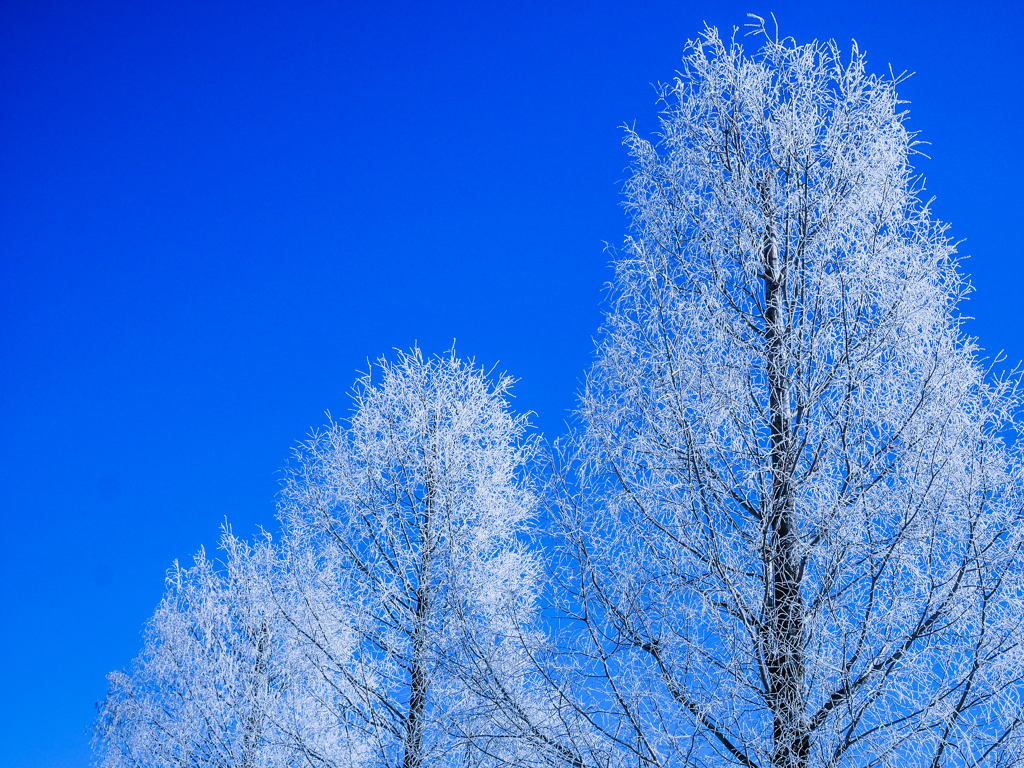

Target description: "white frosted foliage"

left=92, top=530, right=354, bottom=768
left=553, top=19, right=1024, bottom=768
left=92, top=19, right=1024, bottom=768
left=276, top=348, right=548, bottom=768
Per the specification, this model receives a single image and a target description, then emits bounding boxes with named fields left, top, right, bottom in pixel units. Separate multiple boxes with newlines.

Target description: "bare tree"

left=551, top=19, right=1024, bottom=768
left=93, top=19, right=1024, bottom=768
left=92, top=529, right=336, bottom=768
left=276, top=348, right=551, bottom=768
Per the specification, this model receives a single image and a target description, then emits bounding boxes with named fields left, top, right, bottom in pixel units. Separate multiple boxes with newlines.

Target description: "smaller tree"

left=277, top=348, right=552, bottom=768
left=93, top=529, right=335, bottom=768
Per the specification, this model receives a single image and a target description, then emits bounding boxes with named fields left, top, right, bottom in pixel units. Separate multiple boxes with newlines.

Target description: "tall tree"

left=554, top=20, right=1024, bottom=768
left=277, top=348, right=550, bottom=768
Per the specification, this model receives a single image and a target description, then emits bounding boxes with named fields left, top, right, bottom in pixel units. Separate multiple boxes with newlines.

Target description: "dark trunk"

left=241, top=620, right=270, bottom=768
left=762, top=231, right=808, bottom=768
left=403, top=585, right=430, bottom=768
left=402, top=468, right=436, bottom=768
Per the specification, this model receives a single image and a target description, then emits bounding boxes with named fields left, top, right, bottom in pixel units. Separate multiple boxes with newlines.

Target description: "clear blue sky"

left=2, top=1, right=1022, bottom=766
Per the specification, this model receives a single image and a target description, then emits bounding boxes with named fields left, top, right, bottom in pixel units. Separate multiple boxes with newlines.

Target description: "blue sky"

left=2, top=1, right=1022, bottom=766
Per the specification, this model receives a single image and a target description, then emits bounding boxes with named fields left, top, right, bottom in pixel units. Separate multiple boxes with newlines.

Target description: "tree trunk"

left=403, top=587, right=430, bottom=768
left=403, top=470, right=435, bottom=768
left=762, top=231, right=808, bottom=768
left=241, top=620, right=269, bottom=768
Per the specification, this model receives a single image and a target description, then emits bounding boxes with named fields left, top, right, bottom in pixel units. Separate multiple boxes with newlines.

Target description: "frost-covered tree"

left=277, top=348, right=555, bottom=768
left=552, top=20, right=1024, bottom=768
left=92, top=529, right=341, bottom=768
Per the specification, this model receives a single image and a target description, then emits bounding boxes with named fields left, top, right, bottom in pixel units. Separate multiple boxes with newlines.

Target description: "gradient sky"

left=3, top=1, right=1023, bottom=766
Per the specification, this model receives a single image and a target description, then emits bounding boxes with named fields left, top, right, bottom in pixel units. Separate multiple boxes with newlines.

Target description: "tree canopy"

left=94, top=20, right=1024, bottom=768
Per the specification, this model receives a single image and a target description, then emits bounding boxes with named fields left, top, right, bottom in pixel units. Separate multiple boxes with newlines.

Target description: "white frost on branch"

left=93, top=18, right=1024, bottom=768
left=552, top=19, right=1024, bottom=768
left=93, top=529, right=353, bottom=768
left=276, top=348, right=554, bottom=768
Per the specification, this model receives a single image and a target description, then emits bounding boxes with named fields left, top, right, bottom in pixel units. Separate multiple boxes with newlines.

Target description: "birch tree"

left=553, top=20, right=1024, bottom=768
left=277, top=348, right=553, bottom=768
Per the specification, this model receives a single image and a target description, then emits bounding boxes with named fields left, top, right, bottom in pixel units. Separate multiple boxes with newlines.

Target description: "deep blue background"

left=2, top=2, right=1022, bottom=765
